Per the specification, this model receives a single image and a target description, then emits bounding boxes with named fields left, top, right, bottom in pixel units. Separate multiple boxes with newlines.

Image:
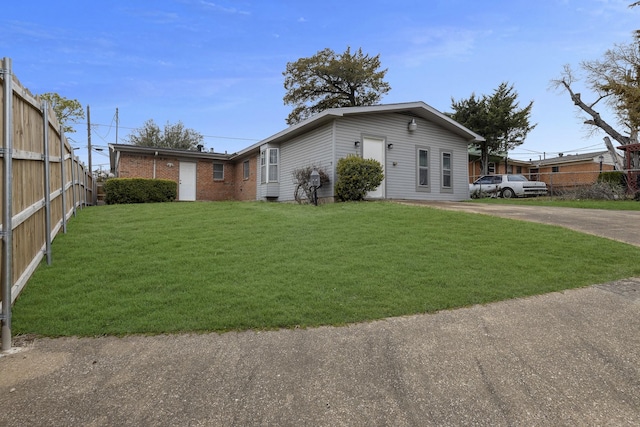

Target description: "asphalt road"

left=1, top=202, right=639, bottom=426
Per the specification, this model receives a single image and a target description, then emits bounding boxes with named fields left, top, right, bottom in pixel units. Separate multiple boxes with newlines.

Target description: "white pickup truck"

left=469, top=174, right=548, bottom=198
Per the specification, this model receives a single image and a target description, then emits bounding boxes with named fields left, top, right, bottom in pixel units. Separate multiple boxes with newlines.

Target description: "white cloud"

left=392, top=27, right=488, bottom=67
left=199, top=1, right=250, bottom=15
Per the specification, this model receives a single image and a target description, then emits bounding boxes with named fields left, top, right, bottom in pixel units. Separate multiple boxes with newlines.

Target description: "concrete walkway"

left=1, top=203, right=639, bottom=426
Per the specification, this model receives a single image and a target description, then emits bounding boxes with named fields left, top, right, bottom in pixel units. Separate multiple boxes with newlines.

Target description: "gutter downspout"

left=153, top=151, right=158, bottom=179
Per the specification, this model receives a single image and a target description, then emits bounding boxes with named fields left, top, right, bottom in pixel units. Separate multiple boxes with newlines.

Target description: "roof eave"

left=108, top=143, right=232, bottom=160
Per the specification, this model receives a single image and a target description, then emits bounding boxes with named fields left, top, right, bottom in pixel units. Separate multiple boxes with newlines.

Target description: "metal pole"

left=60, top=126, right=67, bottom=233
left=42, top=101, right=52, bottom=265
left=87, top=105, right=92, bottom=205
left=2, top=57, right=14, bottom=351
left=115, top=107, right=119, bottom=144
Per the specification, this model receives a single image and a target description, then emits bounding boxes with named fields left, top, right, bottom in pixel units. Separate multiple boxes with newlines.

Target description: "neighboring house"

left=532, top=151, right=619, bottom=193
left=468, top=148, right=531, bottom=182
left=468, top=150, right=621, bottom=193
left=110, top=101, right=484, bottom=202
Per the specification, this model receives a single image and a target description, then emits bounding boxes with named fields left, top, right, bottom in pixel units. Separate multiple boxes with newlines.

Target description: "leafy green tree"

left=283, top=47, right=391, bottom=125
left=126, top=119, right=203, bottom=150
left=334, top=155, right=384, bottom=201
left=39, top=92, right=84, bottom=134
left=450, top=82, right=535, bottom=175
left=449, top=93, right=496, bottom=175
left=488, top=83, right=536, bottom=173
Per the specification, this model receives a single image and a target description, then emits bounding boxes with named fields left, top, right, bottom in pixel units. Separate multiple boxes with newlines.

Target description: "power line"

left=76, top=121, right=260, bottom=142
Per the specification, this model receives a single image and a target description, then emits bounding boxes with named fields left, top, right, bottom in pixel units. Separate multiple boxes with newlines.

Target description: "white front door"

left=179, top=162, right=197, bottom=201
left=362, top=136, right=385, bottom=198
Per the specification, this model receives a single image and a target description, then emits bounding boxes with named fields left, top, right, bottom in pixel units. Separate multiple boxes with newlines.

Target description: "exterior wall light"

left=387, top=143, right=393, bottom=150
left=408, top=118, right=417, bottom=132
left=354, top=140, right=360, bottom=147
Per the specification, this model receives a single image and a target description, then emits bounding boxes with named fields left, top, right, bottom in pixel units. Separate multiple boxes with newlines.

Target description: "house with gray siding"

left=240, top=101, right=484, bottom=202
left=110, top=101, right=484, bottom=202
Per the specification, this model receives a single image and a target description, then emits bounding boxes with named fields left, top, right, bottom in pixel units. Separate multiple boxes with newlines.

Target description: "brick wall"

left=196, top=160, right=236, bottom=201
left=117, top=154, right=180, bottom=182
left=116, top=151, right=257, bottom=201
left=538, top=162, right=615, bottom=190
left=233, top=154, right=257, bottom=201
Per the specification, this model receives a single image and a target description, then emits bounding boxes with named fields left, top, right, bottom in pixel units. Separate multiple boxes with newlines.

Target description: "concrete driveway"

left=1, top=202, right=639, bottom=426
left=409, top=201, right=640, bottom=247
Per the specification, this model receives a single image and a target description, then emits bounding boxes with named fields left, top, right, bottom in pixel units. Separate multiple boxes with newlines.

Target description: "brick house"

left=533, top=151, right=619, bottom=193
left=109, top=144, right=257, bottom=201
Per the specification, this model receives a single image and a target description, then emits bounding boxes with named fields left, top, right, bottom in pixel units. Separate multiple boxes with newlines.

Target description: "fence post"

left=71, top=154, right=77, bottom=217
left=60, top=127, right=67, bottom=233
left=1, top=57, right=14, bottom=351
left=42, top=101, right=52, bottom=265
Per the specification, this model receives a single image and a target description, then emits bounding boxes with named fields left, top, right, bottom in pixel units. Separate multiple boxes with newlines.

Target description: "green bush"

left=597, top=171, right=625, bottom=186
left=104, top=178, right=177, bottom=204
left=334, top=155, right=384, bottom=201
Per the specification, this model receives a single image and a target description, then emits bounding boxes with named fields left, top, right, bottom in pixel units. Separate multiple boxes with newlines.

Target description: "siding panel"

left=259, top=123, right=335, bottom=201
left=334, top=113, right=470, bottom=201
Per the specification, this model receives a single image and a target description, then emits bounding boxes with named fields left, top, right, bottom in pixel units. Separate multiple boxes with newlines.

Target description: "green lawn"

left=13, top=201, right=640, bottom=337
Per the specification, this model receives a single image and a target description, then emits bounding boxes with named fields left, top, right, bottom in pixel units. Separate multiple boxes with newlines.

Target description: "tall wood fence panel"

left=1, top=57, right=94, bottom=349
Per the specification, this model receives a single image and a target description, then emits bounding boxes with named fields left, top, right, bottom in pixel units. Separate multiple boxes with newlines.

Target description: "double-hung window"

left=441, top=151, right=452, bottom=189
left=243, top=160, right=250, bottom=180
left=261, top=148, right=279, bottom=183
left=213, top=163, right=224, bottom=180
left=417, top=148, right=429, bottom=187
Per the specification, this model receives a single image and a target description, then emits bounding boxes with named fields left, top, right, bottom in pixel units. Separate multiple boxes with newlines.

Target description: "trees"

left=126, top=119, right=203, bottom=150
left=551, top=30, right=640, bottom=194
left=39, top=92, right=84, bottom=134
left=450, top=82, right=535, bottom=175
left=551, top=35, right=640, bottom=148
left=552, top=1, right=640, bottom=145
left=450, top=93, right=495, bottom=175
left=283, top=47, right=391, bottom=125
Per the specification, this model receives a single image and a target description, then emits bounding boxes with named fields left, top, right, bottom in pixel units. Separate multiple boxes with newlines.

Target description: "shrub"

left=292, top=165, right=331, bottom=204
left=334, top=155, right=384, bottom=201
left=571, top=181, right=625, bottom=200
left=104, top=178, right=177, bottom=204
left=597, top=171, right=625, bottom=186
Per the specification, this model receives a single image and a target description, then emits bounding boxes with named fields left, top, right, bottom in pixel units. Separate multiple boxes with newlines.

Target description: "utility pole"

left=115, top=107, right=119, bottom=144
left=87, top=105, right=92, bottom=177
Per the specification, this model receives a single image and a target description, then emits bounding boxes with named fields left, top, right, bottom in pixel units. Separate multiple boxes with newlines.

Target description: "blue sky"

left=2, top=1, right=639, bottom=170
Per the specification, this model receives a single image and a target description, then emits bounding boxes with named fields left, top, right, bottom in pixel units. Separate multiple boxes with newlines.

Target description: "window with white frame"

left=441, top=151, right=452, bottom=189
left=268, top=148, right=279, bottom=181
left=260, top=147, right=279, bottom=183
left=213, top=163, right=224, bottom=180
left=417, top=148, right=429, bottom=187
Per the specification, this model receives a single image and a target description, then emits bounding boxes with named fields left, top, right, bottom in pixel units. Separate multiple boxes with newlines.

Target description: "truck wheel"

left=501, top=188, right=515, bottom=198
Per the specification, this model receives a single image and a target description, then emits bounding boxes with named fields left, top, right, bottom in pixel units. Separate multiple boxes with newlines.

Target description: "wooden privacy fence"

left=1, top=57, right=94, bottom=350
